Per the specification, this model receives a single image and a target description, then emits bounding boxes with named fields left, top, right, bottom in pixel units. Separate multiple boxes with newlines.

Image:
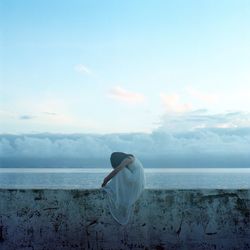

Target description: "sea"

left=0, top=168, right=250, bottom=189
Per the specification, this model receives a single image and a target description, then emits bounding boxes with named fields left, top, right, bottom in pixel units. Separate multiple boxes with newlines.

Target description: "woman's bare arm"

left=101, top=156, right=134, bottom=187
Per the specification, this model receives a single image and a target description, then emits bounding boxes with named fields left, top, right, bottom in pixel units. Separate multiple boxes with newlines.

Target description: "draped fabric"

left=102, top=157, right=145, bottom=225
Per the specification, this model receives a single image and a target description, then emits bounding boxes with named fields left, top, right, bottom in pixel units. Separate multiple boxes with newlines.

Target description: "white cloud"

left=108, top=86, right=145, bottom=104
left=1, top=121, right=250, bottom=163
left=160, top=93, right=192, bottom=113
left=74, top=64, right=92, bottom=75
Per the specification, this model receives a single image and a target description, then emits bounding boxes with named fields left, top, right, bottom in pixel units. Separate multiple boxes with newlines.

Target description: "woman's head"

left=110, top=152, right=134, bottom=169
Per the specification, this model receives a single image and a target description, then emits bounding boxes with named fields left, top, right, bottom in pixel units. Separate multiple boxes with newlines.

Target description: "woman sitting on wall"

left=101, top=152, right=145, bottom=225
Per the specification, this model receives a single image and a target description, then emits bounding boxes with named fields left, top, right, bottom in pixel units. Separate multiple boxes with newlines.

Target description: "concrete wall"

left=0, top=189, right=249, bottom=250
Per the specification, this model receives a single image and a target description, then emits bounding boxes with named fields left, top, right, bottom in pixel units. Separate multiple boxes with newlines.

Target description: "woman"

left=101, top=152, right=145, bottom=225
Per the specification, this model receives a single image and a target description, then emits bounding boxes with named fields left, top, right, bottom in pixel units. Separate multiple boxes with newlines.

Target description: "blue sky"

left=1, top=0, right=250, bottom=134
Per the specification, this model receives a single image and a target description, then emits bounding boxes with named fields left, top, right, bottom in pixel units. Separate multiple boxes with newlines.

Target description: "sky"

left=1, top=0, right=250, bottom=134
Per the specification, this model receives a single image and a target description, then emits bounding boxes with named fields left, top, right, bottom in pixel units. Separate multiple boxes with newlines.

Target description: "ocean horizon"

left=1, top=167, right=250, bottom=189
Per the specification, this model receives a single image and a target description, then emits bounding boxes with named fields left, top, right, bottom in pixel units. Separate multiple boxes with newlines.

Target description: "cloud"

left=1, top=108, right=72, bottom=124
left=74, top=64, right=92, bottom=75
left=19, top=115, right=35, bottom=120
left=1, top=98, right=250, bottom=167
left=160, top=93, right=192, bottom=113
left=1, top=120, right=250, bottom=167
left=1, top=110, right=36, bottom=121
left=108, top=86, right=145, bottom=104
left=157, top=109, right=250, bottom=132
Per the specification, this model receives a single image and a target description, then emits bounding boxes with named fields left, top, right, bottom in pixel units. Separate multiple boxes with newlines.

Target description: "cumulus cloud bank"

left=1, top=110, right=250, bottom=167
left=1, top=128, right=250, bottom=157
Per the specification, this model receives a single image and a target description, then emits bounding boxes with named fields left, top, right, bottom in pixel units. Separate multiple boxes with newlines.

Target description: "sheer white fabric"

left=102, top=157, right=145, bottom=225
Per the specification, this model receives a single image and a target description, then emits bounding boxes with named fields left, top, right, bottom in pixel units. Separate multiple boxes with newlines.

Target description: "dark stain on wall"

left=0, top=225, right=4, bottom=242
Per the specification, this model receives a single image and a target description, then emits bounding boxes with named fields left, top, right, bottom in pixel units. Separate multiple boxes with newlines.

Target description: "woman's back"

left=124, top=157, right=145, bottom=199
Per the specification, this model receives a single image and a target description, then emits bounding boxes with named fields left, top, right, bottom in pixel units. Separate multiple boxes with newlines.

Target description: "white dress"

left=102, top=157, right=145, bottom=225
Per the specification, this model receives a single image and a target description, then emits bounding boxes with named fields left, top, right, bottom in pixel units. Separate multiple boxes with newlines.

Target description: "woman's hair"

left=110, top=152, right=134, bottom=169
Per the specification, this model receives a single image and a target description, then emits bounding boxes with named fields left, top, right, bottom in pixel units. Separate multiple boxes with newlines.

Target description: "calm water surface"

left=0, top=168, right=250, bottom=189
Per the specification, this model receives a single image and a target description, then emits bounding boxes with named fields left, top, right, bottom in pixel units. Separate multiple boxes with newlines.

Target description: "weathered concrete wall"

left=0, top=189, right=249, bottom=250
